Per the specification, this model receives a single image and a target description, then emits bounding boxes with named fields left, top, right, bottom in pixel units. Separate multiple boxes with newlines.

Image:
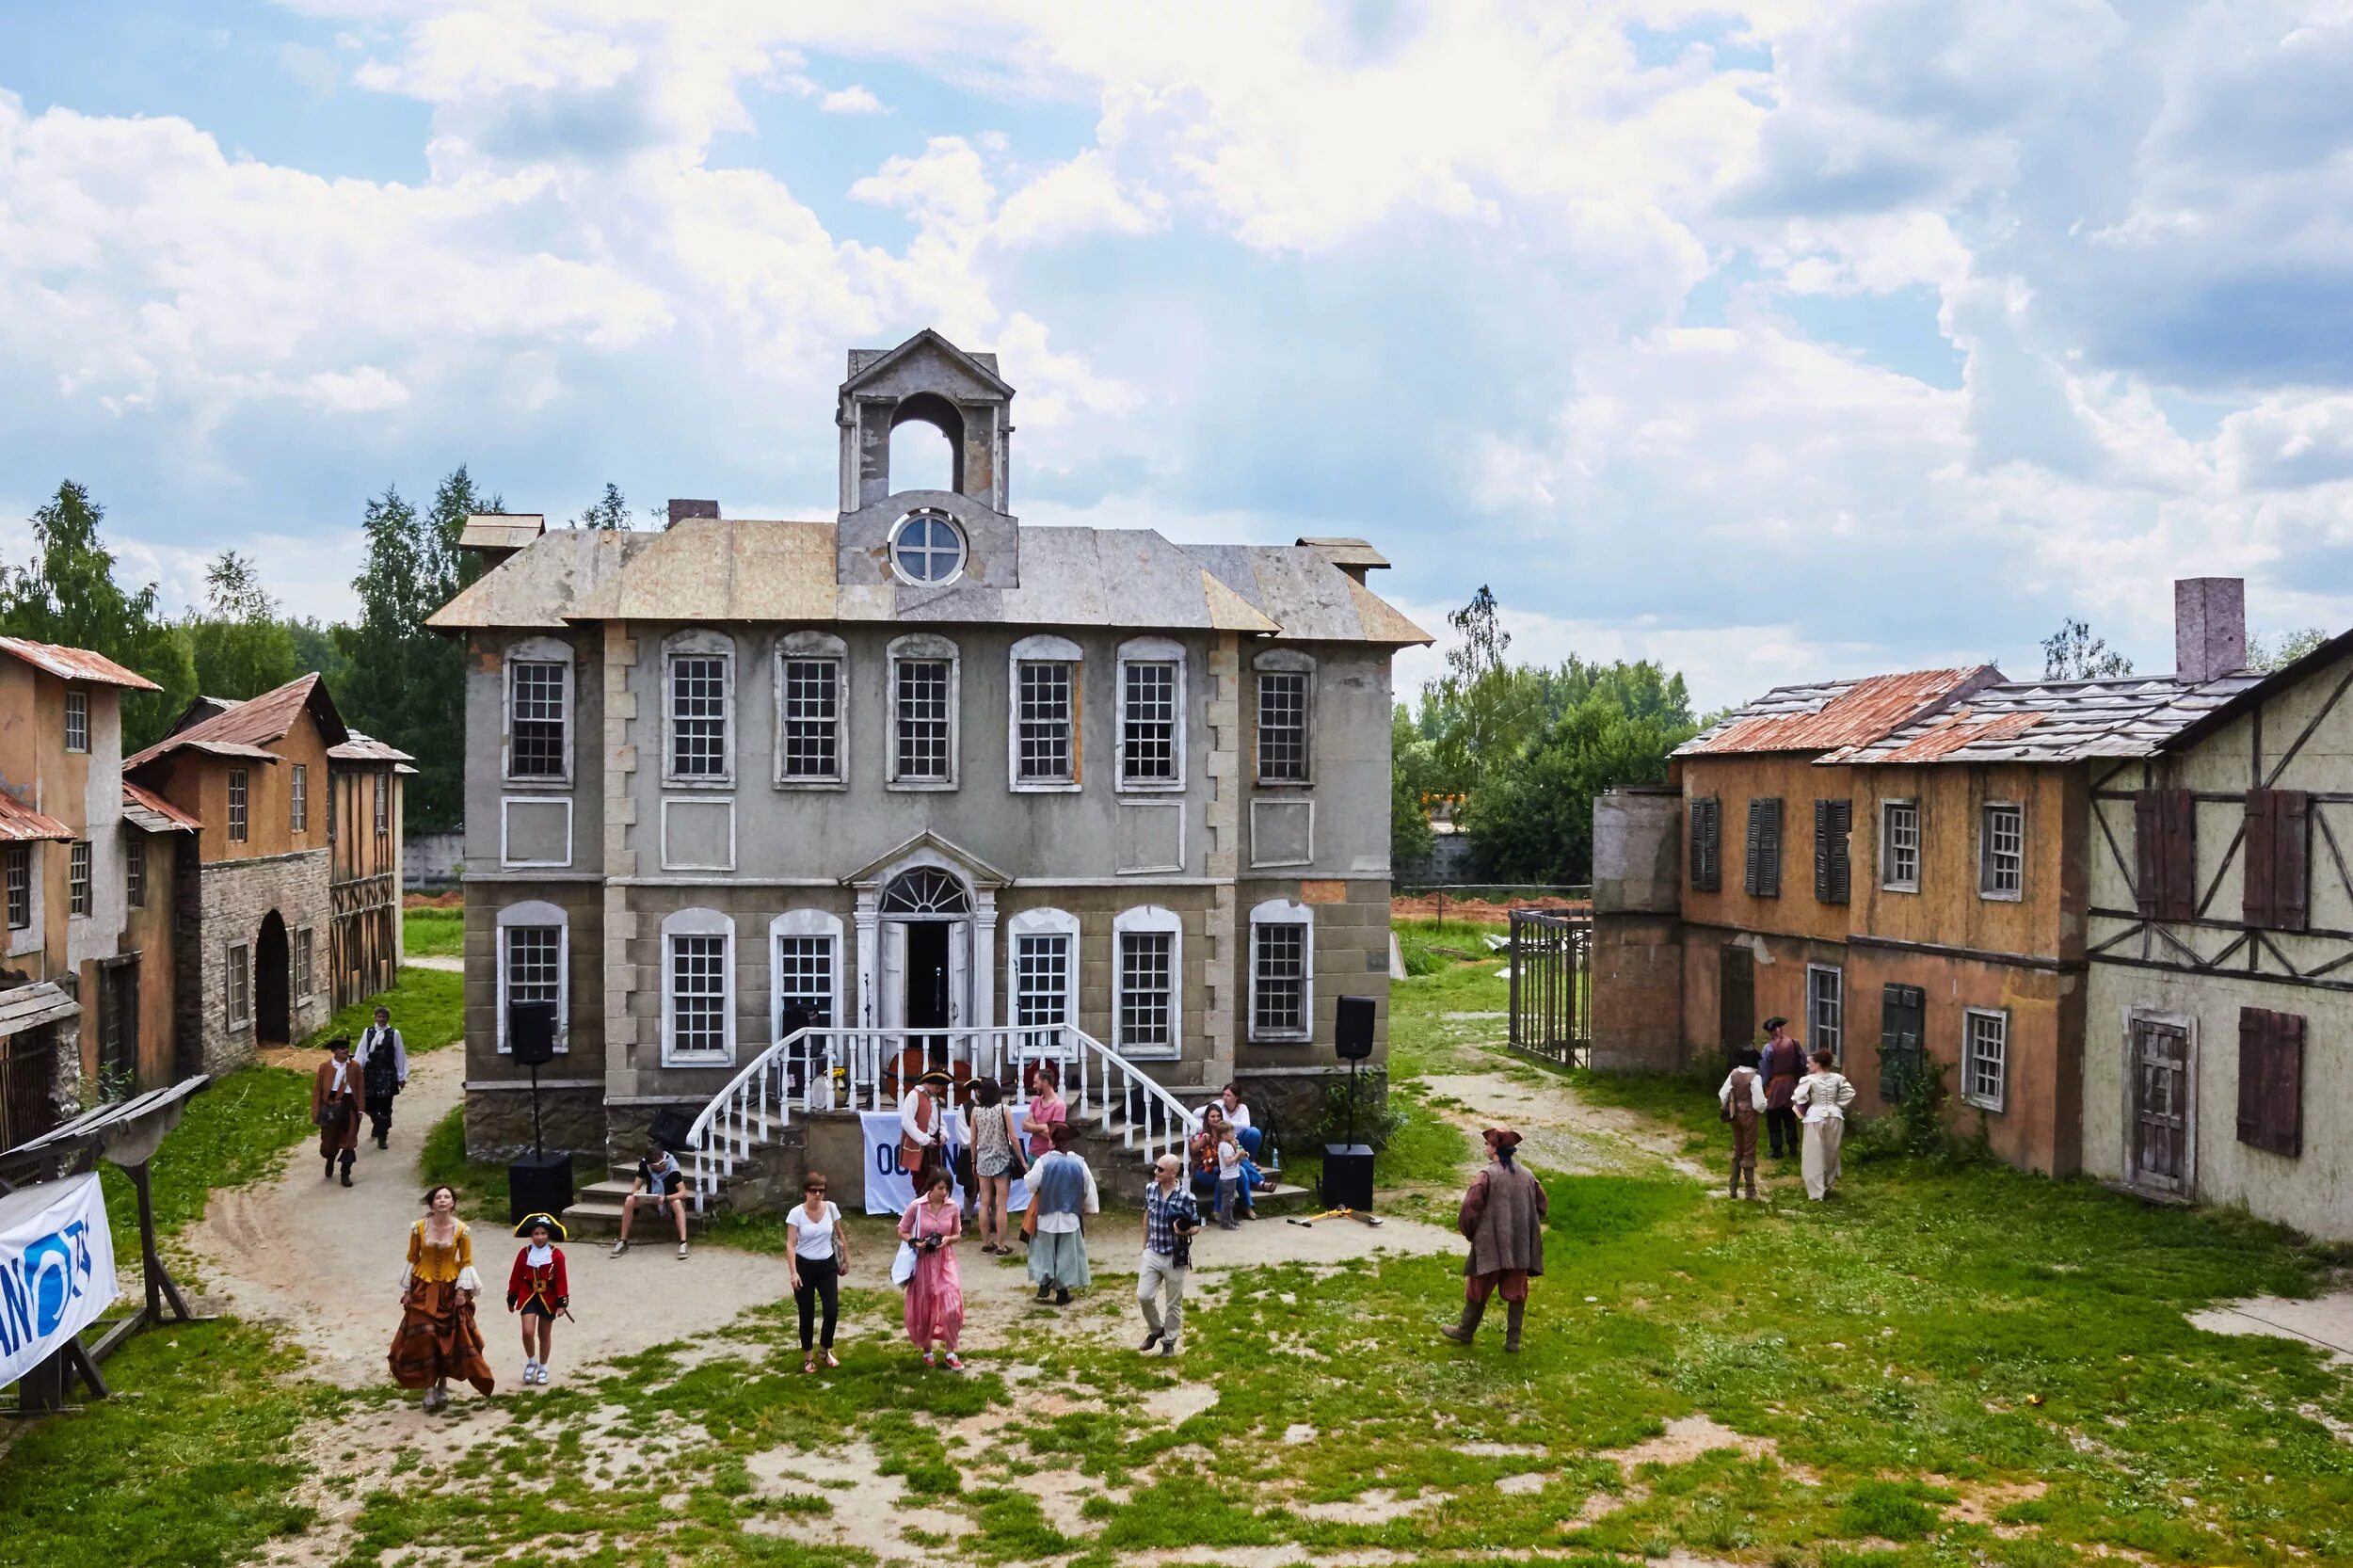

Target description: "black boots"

left=323, top=1155, right=334, bottom=1180
left=339, top=1152, right=355, bottom=1188
left=1504, top=1300, right=1526, bottom=1353
left=1439, top=1296, right=1487, bottom=1345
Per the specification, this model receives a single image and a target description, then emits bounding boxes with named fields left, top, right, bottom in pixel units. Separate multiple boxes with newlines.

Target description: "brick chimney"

left=2175, top=577, right=2247, bottom=684
left=666, top=499, right=719, bottom=529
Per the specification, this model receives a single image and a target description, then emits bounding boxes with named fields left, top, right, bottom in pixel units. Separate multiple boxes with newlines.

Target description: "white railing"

left=682, top=1024, right=1201, bottom=1212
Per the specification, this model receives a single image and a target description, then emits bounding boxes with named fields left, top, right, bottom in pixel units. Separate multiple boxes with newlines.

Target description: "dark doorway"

left=98, top=959, right=138, bottom=1091
left=904, top=921, right=951, bottom=1031
left=256, top=911, right=291, bottom=1046
left=0, top=1024, right=56, bottom=1148
left=1719, top=945, right=1755, bottom=1056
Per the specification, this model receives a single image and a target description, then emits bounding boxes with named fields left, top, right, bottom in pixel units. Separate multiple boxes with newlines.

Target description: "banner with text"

left=0, top=1172, right=119, bottom=1389
left=859, top=1109, right=1032, bottom=1216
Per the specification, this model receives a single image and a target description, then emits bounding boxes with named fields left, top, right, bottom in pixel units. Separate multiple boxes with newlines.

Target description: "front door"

left=2130, top=1017, right=2193, bottom=1196
left=1720, top=945, right=1755, bottom=1055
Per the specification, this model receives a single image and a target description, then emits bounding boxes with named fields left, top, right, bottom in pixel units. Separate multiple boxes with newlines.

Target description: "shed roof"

left=329, top=730, right=419, bottom=774
left=0, top=636, right=161, bottom=690
left=127, top=672, right=347, bottom=771
left=121, top=780, right=200, bottom=833
left=0, top=793, right=74, bottom=842
left=457, top=514, right=548, bottom=552
left=1822, top=671, right=2267, bottom=766
left=1676, top=667, right=2002, bottom=757
left=0, top=981, right=76, bottom=1041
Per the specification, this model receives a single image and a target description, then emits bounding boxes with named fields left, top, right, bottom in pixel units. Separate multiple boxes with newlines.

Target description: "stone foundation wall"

left=1591, top=912, right=1687, bottom=1072
left=189, top=851, right=334, bottom=1077
left=464, top=1082, right=607, bottom=1164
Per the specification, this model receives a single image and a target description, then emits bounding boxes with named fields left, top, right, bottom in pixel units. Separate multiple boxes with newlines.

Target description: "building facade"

left=429, top=331, right=1427, bottom=1187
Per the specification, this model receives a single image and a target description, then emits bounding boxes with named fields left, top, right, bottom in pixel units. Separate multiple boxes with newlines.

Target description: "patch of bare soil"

left=749, top=1440, right=974, bottom=1553
left=1419, top=1070, right=1718, bottom=1182
left=1391, top=894, right=1590, bottom=921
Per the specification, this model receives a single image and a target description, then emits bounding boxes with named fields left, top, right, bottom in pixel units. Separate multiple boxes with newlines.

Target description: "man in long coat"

left=356, top=1004, right=408, bottom=1149
left=899, top=1068, right=953, bottom=1193
left=312, top=1035, right=362, bottom=1187
left=1440, top=1127, right=1547, bottom=1352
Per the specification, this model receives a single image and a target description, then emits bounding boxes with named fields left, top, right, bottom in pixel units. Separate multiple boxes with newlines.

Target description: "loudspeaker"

left=509, top=1000, right=559, bottom=1067
left=1335, top=995, right=1376, bottom=1061
left=1321, top=1144, right=1375, bottom=1210
left=648, top=1107, right=695, bottom=1153
left=507, top=1152, right=574, bottom=1226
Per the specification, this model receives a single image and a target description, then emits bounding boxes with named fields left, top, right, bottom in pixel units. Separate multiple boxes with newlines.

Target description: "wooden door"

left=99, top=961, right=138, bottom=1088
left=2130, top=1018, right=2192, bottom=1195
left=1719, top=945, right=1755, bottom=1054
left=1879, top=984, right=1925, bottom=1101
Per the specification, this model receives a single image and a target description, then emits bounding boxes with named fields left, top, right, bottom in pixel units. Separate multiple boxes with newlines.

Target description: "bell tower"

left=837, top=329, right=1016, bottom=516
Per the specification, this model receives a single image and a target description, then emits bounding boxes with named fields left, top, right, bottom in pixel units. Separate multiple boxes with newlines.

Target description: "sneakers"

left=676, top=1241, right=690, bottom=1260
left=1054, top=1287, right=1071, bottom=1306
left=522, top=1359, right=539, bottom=1384
left=611, top=1240, right=629, bottom=1257
left=943, top=1352, right=965, bottom=1372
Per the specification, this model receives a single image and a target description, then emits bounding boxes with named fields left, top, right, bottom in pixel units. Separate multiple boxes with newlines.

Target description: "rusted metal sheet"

left=1829, top=672, right=2265, bottom=766
left=0, top=637, right=161, bottom=691
left=0, top=793, right=74, bottom=842
left=126, top=673, right=345, bottom=771
left=1680, top=667, right=1999, bottom=757
left=1868, top=708, right=2046, bottom=763
left=120, top=781, right=200, bottom=834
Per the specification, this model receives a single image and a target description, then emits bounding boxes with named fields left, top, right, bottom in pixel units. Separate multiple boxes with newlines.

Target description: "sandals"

left=803, top=1354, right=817, bottom=1374
left=822, top=1350, right=838, bottom=1369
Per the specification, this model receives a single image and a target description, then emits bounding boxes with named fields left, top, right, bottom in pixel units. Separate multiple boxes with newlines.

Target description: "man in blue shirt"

left=1137, top=1153, right=1200, bottom=1357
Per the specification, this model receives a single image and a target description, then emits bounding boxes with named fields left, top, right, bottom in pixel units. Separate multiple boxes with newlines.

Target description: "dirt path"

left=1419, top=1067, right=1719, bottom=1184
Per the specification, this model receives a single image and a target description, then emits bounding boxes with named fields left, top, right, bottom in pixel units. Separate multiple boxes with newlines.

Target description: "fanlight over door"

left=878, top=867, right=972, bottom=917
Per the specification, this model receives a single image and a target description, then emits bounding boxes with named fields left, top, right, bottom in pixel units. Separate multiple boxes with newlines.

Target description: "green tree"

left=1422, top=586, right=1550, bottom=793
left=2248, top=627, right=2331, bottom=672
left=183, top=550, right=298, bottom=700
left=1390, top=705, right=1438, bottom=872
left=0, top=481, right=195, bottom=747
left=2042, top=617, right=2133, bottom=680
left=578, top=481, right=631, bottom=531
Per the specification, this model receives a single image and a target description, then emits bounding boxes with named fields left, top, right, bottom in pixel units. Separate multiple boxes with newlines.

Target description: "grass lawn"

left=298, top=965, right=464, bottom=1053
left=401, top=905, right=462, bottom=958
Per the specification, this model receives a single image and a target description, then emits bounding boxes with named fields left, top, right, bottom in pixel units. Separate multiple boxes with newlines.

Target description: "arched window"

left=879, top=867, right=972, bottom=917
left=661, top=907, right=735, bottom=1065
left=889, top=511, right=966, bottom=585
left=888, top=392, right=964, bottom=494
left=1247, top=898, right=1313, bottom=1044
left=1006, top=906, right=1080, bottom=1048
left=497, top=900, right=568, bottom=1055
left=770, top=908, right=844, bottom=1041
left=1112, top=904, right=1182, bottom=1058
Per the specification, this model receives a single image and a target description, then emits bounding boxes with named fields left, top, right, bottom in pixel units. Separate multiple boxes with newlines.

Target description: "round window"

left=889, top=512, right=966, bottom=584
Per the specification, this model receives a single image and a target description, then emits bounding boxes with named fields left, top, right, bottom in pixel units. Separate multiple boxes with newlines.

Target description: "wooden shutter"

left=1746, top=798, right=1783, bottom=898
left=2135, top=789, right=2196, bottom=920
left=2242, top=789, right=2311, bottom=932
left=2235, top=1007, right=2305, bottom=1159
left=1689, top=796, right=1721, bottom=892
left=1817, top=799, right=1851, bottom=904
left=1720, top=946, right=1754, bottom=1052
left=1879, top=983, right=1925, bottom=1101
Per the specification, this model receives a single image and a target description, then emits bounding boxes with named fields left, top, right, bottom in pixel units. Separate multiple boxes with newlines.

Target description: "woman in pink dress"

left=1021, top=1062, right=1067, bottom=1160
left=897, top=1171, right=967, bottom=1370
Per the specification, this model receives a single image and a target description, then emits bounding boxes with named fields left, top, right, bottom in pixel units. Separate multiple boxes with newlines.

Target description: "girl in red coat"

left=505, top=1213, right=570, bottom=1386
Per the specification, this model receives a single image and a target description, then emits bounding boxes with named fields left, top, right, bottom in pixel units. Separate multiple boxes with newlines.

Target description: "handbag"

left=890, top=1240, right=918, bottom=1288
left=1002, top=1105, right=1030, bottom=1179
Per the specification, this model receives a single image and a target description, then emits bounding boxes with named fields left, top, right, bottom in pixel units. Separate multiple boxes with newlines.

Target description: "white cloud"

left=301, top=366, right=409, bottom=413
left=280, top=42, right=341, bottom=98
left=819, top=85, right=884, bottom=114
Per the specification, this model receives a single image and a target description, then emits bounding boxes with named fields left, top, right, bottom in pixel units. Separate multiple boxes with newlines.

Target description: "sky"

left=4, top=1, right=2353, bottom=712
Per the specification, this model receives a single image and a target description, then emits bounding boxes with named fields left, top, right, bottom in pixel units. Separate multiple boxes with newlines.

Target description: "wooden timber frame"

left=0, top=1077, right=214, bottom=1415
left=330, top=870, right=399, bottom=1010
left=1508, top=908, right=1593, bottom=1068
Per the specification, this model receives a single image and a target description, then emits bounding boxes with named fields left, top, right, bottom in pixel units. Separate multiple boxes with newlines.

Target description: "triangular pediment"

left=841, top=829, right=1014, bottom=890
left=841, top=328, right=1011, bottom=401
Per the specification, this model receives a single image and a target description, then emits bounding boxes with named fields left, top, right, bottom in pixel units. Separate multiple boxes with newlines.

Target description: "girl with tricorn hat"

left=505, top=1212, right=571, bottom=1386
left=1439, top=1127, right=1548, bottom=1352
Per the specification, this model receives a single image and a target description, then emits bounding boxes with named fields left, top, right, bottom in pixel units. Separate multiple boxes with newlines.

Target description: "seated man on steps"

left=613, top=1138, right=690, bottom=1259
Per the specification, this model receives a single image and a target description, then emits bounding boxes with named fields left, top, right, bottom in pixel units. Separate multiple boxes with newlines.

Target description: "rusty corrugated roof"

left=1676, top=666, right=2002, bottom=757
left=0, top=637, right=161, bottom=691
left=121, top=780, right=200, bottom=834
left=329, top=730, right=419, bottom=775
left=0, top=793, right=73, bottom=842
left=1865, top=708, right=2047, bottom=764
left=1824, top=671, right=2266, bottom=766
left=126, top=673, right=347, bottom=771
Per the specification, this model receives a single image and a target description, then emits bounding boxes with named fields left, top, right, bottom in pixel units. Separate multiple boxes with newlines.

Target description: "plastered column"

left=1202, top=633, right=1242, bottom=1087
left=602, top=622, right=640, bottom=1098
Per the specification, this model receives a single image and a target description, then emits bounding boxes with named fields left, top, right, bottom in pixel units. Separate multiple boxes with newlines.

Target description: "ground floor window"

left=776, top=935, right=835, bottom=1029
left=1962, top=1007, right=2008, bottom=1112
left=1248, top=899, right=1314, bottom=1043
left=1806, top=965, right=1842, bottom=1062
left=294, top=927, right=314, bottom=1000
left=1016, top=934, right=1071, bottom=1031
left=1112, top=907, right=1181, bottom=1056
left=662, top=908, right=734, bottom=1063
left=227, top=943, right=251, bottom=1029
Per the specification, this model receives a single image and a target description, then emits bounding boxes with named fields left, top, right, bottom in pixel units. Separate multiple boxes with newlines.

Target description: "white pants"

left=1137, top=1248, right=1191, bottom=1348
left=1801, top=1117, right=1845, bottom=1201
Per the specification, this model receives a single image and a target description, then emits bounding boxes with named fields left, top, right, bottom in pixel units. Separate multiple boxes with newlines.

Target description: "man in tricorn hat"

left=1439, top=1127, right=1547, bottom=1352
left=899, top=1067, right=955, bottom=1194
left=312, top=1036, right=362, bottom=1187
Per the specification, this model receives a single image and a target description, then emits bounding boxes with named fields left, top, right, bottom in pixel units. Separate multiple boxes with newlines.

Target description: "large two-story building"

left=429, top=331, right=1427, bottom=1199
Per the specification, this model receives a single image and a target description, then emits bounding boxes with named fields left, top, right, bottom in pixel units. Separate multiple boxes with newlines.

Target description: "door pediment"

left=842, top=830, right=1013, bottom=891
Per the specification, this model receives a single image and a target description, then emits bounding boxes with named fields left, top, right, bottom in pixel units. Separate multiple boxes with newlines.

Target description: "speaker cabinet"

left=648, top=1107, right=696, bottom=1153
left=1321, top=1144, right=1375, bottom=1210
left=1335, top=995, right=1376, bottom=1061
left=509, top=1000, right=559, bottom=1067
left=507, top=1152, right=574, bottom=1226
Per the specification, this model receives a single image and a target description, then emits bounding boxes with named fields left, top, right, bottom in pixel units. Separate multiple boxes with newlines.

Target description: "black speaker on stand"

left=1321, top=995, right=1378, bottom=1211
left=506, top=1000, right=574, bottom=1225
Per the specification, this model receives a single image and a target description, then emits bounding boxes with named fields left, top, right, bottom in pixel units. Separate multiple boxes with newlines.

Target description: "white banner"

left=859, top=1108, right=1031, bottom=1216
left=0, top=1172, right=119, bottom=1389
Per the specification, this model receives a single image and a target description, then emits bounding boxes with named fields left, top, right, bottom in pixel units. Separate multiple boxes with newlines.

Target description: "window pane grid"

left=229, top=771, right=248, bottom=842
left=775, top=935, right=834, bottom=1029
left=1123, top=663, right=1177, bottom=781
left=292, top=764, right=308, bottom=832
left=1964, top=1012, right=2007, bottom=1108
left=1017, top=662, right=1074, bottom=782
left=1884, top=802, right=1919, bottom=888
left=1016, top=934, right=1071, bottom=1032
left=295, top=928, right=314, bottom=1000
left=896, top=660, right=952, bottom=780
left=1257, top=672, right=1307, bottom=782
left=891, top=514, right=965, bottom=583
left=228, top=945, right=250, bottom=1026
left=68, top=842, right=91, bottom=918
left=1253, top=922, right=1306, bottom=1035
left=669, top=935, right=728, bottom=1055
left=1808, top=968, right=1842, bottom=1060
left=374, top=776, right=388, bottom=834
left=5, top=846, right=26, bottom=929
left=506, top=926, right=561, bottom=1032
left=781, top=659, right=841, bottom=780
left=1983, top=805, right=2024, bottom=895
left=1119, top=932, right=1174, bottom=1048
left=511, top=662, right=568, bottom=776
left=670, top=656, right=728, bottom=776
left=126, top=837, right=145, bottom=909
left=65, top=693, right=88, bottom=752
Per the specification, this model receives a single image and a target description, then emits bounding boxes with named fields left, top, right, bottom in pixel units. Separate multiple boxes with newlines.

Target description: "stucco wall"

left=1681, top=755, right=1857, bottom=945
left=1849, top=763, right=2083, bottom=963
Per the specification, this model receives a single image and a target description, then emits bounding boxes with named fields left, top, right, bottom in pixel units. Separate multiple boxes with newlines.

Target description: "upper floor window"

left=1009, top=634, right=1080, bottom=791
left=64, top=691, right=88, bottom=753
left=1979, top=803, right=2024, bottom=901
left=126, top=835, right=146, bottom=909
left=1813, top=799, right=1852, bottom=904
left=1253, top=651, right=1313, bottom=785
left=1689, top=796, right=1721, bottom=891
left=889, top=510, right=966, bottom=585
left=775, top=632, right=847, bottom=787
left=1117, top=638, right=1186, bottom=792
left=291, top=763, right=308, bottom=833
left=228, top=769, right=249, bottom=842
left=374, top=775, right=389, bottom=835
left=5, top=845, right=27, bottom=929
left=1249, top=899, right=1314, bottom=1044
left=507, top=643, right=571, bottom=782
left=1743, top=797, right=1784, bottom=899
left=68, top=841, right=91, bottom=918
left=1881, top=800, right=1920, bottom=892
left=663, top=631, right=735, bottom=786
left=888, top=634, right=958, bottom=789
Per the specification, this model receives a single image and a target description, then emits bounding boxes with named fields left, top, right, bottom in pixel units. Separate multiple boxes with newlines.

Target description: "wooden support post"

left=127, top=1162, right=195, bottom=1322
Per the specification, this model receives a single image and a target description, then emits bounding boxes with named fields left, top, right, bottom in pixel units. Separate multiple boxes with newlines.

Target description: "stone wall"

left=1591, top=913, right=1687, bottom=1071
left=188, top=849, right=333, bottom=1076
left=464, top=1081, right=607, bottom=1165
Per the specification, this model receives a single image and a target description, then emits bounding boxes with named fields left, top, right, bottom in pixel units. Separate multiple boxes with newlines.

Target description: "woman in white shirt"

left=786, top=1173, right=850, bottom=1372
left=1789, top=1049, right=1859, bottom=1202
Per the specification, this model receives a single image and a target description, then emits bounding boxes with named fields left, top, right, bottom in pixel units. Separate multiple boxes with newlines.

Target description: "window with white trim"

left=68, top=841, right=90, bottom=918
left=663, top=631, right=735, bottom=786
left=662, top=908, right=735, bottom=1064
left=1881, top=799, right=1919, bottom=891
left=1254, top=655, right=1311, bottom=785
left=1117, top=638, right=1186, bottom=791
left=1007, top=906, right=1080, bottom=1053
left=228, top=769, right=248, bottom=842
left=64, top=691, right=88, bottom=753
left=1980, top=803, right=2024, bottom=900
left=1019, top=663, right=1074, bottom=781
left=1962, top=1007, right=2008, bottom=1112
left=294, top=926, right=314, bottom=1000
left=888, top=510, right=966, bottom=584
left=126, top=835, right=145, bottom=909
left=227, top=943, right=251, bottom=1029
left=497, top=900, right=568, bottom=1055
left=374, top=774, right=389, bottom=835
left=1249, top=898, right=1314, bottom=1042
left=1806, top=964, right=1842, bottom=1062
left=777, top=634, right=845, bottom=785
left=5, top=845, right=27, bottom=929
left=1113, top=905, right=1182, bottom=1056
left=770, top=909, right=842, bottom=1037
left=508, top=657, right=569, bottom=779
left=291, top=763, right=308, bottom=833
left=888, top=634, right=958, bottom=787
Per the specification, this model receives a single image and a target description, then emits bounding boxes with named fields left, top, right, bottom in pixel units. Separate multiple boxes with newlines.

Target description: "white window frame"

left=662, top=629, right=736, bottom=788
left=1805, top=963, right=1842, bottom=1063
left=67, top=840, right=91, bottom=920
left=888, top=508, right=968, bottom=587
left=1008, top=633, right=1082, bottom=792
left=64, top=690, right=88, bottom=754
left=1006, top=905, right=1081, bottom=1048
left=1115, top=636, right=1187, bottom=793
left=661, top=906, right=736, bottom=1065
left=1247, top=897, right=1314, bottom=1044
left=374, top=773, right=390, bottom=835
left=291, top=763, right=308, bottom=833
left=1112, top=904, right=1183, bottom=1059
left=226, top=941, right=251, bottom=1030
left=1961, top=1006, right=2008, bottom=1112
left=228, top=768, right=248, bottom=843
left=1881, top=799, right=1920, bottom=892
left=294, top=926, right=315, bottom=1000
left=1979, top=802, right=2024, bottom=902
left=496, top=901, right=569, bottom=1055
left=888, top=632, right=960, bottom=791
left=774, top=631, right=848, bottom=789
left=769, top=908, right=844, bottom=1042
left=504, top=635, right=575, bottom=786
left=1252, top=648, right=1315, bottom=787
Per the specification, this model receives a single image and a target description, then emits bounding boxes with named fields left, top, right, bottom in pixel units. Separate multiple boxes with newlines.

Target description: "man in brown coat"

left=1440, top=1127, right=1547, bottom=1352
left=312, top=1036, right=361, bottom=1187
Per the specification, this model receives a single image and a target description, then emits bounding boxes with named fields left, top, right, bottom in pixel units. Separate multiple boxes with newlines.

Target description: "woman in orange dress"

left=390, top=1184, right=498, bottom=1410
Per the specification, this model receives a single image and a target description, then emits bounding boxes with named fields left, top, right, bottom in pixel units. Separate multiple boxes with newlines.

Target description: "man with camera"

left=1136, top=1152, right=1201, bottom=1357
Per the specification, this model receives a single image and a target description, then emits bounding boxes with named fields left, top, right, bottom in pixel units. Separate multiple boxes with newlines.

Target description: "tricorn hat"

left=918, top=1068, right=954, bottom=1088
left=326, top=1034, right=352, bottom=1052
left=513, top=1211, right=567, bottom=1240
left=1483, top=1126, right=1524, bottom=1151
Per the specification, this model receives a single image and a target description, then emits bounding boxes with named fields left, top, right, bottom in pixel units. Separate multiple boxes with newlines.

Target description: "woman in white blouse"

left=787, top=1173, right=850, bottom=1372
left=1789, top=1049, right=1858, bottom=1202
